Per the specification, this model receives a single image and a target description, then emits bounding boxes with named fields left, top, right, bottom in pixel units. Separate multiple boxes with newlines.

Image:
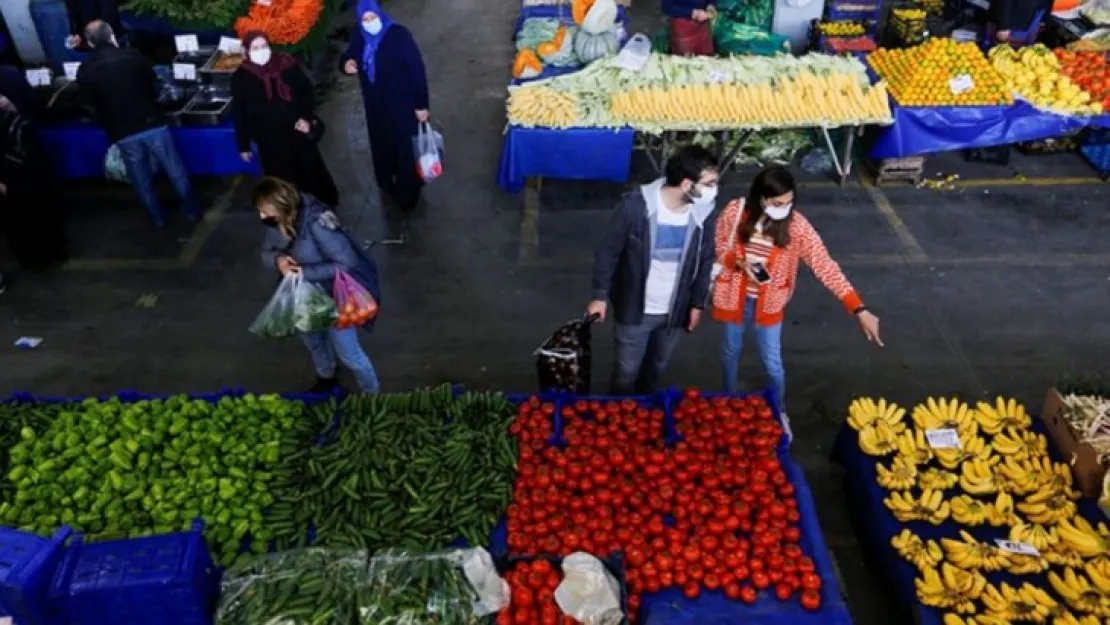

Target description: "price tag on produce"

left=24, top=68, right=51, bottom=87
left=924, top=428, right=961, bottom=449
left=708, top=70, right=730, bottom=84
left=948, top=74, right=974, bottom=95
left=174, top=34, right=200, bottom=53
left=62, top=62, right=81, bottom=81
left=218, top=36, right=242, bottom=54
left=173, top=63, right=197, bottom=81
left=994, top=539, right=1040, bottom=557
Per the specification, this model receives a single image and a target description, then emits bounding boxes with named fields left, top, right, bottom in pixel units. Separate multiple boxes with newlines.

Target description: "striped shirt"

left=744, top=220, right=775, bottom=297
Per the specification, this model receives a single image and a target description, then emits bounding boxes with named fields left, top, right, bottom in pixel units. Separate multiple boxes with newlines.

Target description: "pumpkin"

left=513, top=49, right=543, bottom=79
left=572, top=0, right=596, bottom=25
left=581, top=0, right=618, bottom=35
left=1053, top=0, right=1080, bottom=11
left=537, top=41, right=560, bottom=57
left=573, top=29, right=619, bottom=63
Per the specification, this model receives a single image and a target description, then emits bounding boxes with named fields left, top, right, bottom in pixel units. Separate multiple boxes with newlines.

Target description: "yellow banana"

left=1048, top=568, right=1110, bottom=617
left=913, top=396, right=977, bottom=436
left=941, top=530, right=1011, bottom=572
left=934, top=435, right=993, bottom=470
left=975, top=396, right=1031, bottom=434
left=992, top=428, right=1049, bottom=461
left=959, top=458, right=1001, bottom=495
left=891, top=528, right=943, bottom=571
left=918, top=467, right=958, bottom=490
left=894, top=428, right=933, bottom=465
left=876, top=456, right=918, bottom=490
left=950, top=495, right=988, bottom=527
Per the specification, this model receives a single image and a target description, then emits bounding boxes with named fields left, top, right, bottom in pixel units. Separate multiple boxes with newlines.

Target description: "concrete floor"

left=3, top=1, right=1110, bottom=622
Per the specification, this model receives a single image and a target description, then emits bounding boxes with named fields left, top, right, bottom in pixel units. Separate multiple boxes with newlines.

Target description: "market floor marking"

left=62, top=176, right=242, bottom=272
left=861, top=178, right=928, bottom=264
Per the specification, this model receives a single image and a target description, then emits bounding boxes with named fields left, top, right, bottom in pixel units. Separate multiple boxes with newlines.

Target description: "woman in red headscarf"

left=231, top=31, right=339, bottom=207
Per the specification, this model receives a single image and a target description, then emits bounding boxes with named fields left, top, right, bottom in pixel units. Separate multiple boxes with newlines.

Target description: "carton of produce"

left=1040, top=387, right=1106, bottom=497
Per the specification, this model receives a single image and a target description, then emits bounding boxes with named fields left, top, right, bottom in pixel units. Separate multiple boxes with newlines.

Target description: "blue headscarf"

left=357, top=0, right=394, bottom=83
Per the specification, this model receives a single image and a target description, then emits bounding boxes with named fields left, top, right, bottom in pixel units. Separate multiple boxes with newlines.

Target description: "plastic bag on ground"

left=333, top=270, right=378, bottom=329
left=554, top=552, right=623, bottom=625
left=216, top=548, right=372, bottom=625
left=360, top=548, right=509, bottom=624
left=104, top=143, right=128, bottom=182
left=413, top=121, right=444, bottom=182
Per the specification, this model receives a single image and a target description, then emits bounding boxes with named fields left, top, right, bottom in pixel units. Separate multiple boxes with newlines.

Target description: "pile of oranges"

left=868, top=38, right=1014, bottom=107
left=1056, top=48, right=1110, bottom=112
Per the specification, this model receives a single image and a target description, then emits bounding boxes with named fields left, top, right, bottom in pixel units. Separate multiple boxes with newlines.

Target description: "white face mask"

left=363, top=20, right=382, bottom=35
left=249, top=47, right=272, bottom=65
left=764, top=202, right=793, bottom=221
left=688, top=184, right=718, bottom=206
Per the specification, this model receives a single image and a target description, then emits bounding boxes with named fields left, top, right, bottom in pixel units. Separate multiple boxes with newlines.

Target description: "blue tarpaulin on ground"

left=39, top=121, right=261, bottom=180
left=870, top=100, right=1110, bottom=159
left=832, top=417, right=1107, bottom=625
left=497, top=126, right=635, bottom=192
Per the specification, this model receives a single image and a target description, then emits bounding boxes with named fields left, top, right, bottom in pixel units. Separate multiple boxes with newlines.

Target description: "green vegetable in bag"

left=250, top=273, right=337, bottom=339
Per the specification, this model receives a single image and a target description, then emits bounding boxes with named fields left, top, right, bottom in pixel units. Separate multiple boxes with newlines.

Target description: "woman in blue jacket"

left=341, top=0, right=430, bottom=212
left=256, top=177, right=382, bottom=393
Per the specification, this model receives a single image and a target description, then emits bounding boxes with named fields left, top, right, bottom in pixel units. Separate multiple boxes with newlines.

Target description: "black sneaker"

left=307, top=376, right=339, bottom=394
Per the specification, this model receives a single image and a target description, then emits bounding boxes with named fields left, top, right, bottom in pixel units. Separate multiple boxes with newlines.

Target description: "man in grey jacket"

left=586, top=146, right=718, bottom=395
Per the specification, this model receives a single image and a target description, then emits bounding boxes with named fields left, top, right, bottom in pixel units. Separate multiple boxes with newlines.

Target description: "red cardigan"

left=711, top=200, right=863, bottom=327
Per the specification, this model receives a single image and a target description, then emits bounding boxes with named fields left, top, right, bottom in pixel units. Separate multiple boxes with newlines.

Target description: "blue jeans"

left=301, top=327, right=381, bottom=392
left=116, top=127, right=197, bottom=225
left=721, top=298, right=785, bottom=409
left=611, top=314, right=683, bottom=395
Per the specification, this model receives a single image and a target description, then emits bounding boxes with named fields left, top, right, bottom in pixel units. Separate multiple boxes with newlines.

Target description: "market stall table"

left=831, top=416, right=1107, bottom=625
left=40, top=121, right=261, bottom=180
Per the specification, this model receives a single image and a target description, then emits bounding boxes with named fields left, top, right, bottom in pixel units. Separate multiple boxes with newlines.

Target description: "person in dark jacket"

left=76, top=20, right=197, bottom=227
left=256, top=177, right=382, bottom=393
left=65, top=0, right=121, bottom=49
left=233, top=31, right=338, bottom=208
left=663, top=0, right=716, bottom=56
left=341, top=0, right=430, bottom=211
left=586, top=146, right=718, bottom=395
left=0, top=66, right=37, bottom=119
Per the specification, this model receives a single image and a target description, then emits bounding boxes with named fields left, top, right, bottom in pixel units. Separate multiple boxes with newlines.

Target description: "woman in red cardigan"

left=712, top=166, right=882, bottom=437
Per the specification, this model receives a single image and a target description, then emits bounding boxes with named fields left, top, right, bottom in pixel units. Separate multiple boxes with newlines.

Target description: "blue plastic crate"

left=0, top=525, right=71, bottom=625
left=48, top=520, right=219, bottom=625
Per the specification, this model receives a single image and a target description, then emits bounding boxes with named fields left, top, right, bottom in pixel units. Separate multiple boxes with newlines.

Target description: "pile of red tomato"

left=496, top=559, right=577, bottom=625
left=505, top=389, right=824, bottom=624
left=1055, top=49, right=1110, bottom=110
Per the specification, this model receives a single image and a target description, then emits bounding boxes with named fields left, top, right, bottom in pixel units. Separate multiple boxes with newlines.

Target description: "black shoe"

left=308, top=376, right=339, bottom=394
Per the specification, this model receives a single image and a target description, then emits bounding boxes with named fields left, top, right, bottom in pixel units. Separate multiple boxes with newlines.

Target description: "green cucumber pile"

left=1, top=394, right=307, bottom=565
left=267, top=385, right=518, bottom=552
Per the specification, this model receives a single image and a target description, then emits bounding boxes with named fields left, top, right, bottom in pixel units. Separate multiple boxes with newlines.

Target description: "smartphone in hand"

left=750, top=261, right=772, bottom=285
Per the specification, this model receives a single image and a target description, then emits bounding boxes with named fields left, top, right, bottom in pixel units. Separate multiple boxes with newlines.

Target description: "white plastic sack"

left=413, top=121, right=444, bottom=182
left=554, top=552, right=623, bottom=625
left=460, top=548, right=511, bottom=616
left=581, top=0, right=618, bottom=35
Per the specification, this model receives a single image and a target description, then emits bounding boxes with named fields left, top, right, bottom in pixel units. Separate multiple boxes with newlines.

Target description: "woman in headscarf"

left=341, top=0, right=430, bottom=211
left=232, top=31, right=339, bottom=208
left=0, top=93, right=67, bottom=274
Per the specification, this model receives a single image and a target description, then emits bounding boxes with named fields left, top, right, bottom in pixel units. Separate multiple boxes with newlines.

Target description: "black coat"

left=231, top=63, right=338, bottom=207
left=75, top=46, right=164, bottom=143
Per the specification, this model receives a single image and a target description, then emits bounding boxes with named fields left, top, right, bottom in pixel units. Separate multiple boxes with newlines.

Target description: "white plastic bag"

left=413, top=121, right=444, bottom=182
left=581, top=0, right=618, bottom=35
left=554, top=553, right=623, bottom=625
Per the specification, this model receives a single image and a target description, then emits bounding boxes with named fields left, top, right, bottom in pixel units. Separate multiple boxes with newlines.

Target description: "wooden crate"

left=872, top=157, right=925, bottom=186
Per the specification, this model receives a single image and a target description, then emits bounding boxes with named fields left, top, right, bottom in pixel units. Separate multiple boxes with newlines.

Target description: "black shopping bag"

left=534, top=313, right=600, bottom=394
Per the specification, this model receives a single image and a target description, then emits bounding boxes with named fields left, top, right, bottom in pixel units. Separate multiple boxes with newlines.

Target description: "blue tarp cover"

left=497, top=126, right=635, bottom=192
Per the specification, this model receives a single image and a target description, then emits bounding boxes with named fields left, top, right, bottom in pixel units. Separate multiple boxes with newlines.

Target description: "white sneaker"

left=780, top=412, right=793, bottom=444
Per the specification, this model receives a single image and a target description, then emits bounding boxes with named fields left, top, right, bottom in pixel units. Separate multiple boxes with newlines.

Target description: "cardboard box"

left=1040, top=387, right=1105, bottom=498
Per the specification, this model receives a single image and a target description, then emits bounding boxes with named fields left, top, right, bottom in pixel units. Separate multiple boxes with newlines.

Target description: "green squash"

left=573, top=29, right=619, bottom=64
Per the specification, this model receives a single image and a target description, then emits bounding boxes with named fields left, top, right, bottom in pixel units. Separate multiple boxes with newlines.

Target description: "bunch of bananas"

left=848, top=397, right=905, bottom=430
left=885, top=489, right=950, bottom=524
left=986, top=491, right=1019, bottom=527
left=1017, top=487, right=1079, bottom=526
left=1007, top=552, right=1051, bottom=575
left=935, top=436, right=992, bottom=470
left=976, top=397, right=1033, bottom=434
left=916, top=563, right=988, bottom=613
left=1048, top=568, right=1110, bottom=617
left=950, top=495, right=990, bottom=526
left=959, top=457, right=1002, bottom=495
left=993, top=428, right=1050, bottom=461
left=1057, top=517, right=1110, bottom=558
left=877, top=456, right=918, bottom=490
left=995, top=456, right=1068, bottom=495
left=913, top=397, right=978, bottom=437
left=892, top=528, right=943, bottom=571
left=1052, top=613, right=1104, bottom=625
left=859, top=420, right=903, bottom=456
left=919, top=467, right=959, bottom=490
left=1045, top=543, right=1088, bottom=568
left=893, top=8, right=926, bottom=20
left=895, top=429, right=934, bottom=465
left=942, top=530, right=1012, bottom=571
left=943, top=615, right=1011, bottom=625
left=979, top=581, right=1060, bottom=622
left=1010, top=522, right=1059, bottom=552
left=818, top=21, right=865, bottom=37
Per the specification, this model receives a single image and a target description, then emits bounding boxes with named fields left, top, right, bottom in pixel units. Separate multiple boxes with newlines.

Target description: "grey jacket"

left=260, top=195, right=360, bottom=288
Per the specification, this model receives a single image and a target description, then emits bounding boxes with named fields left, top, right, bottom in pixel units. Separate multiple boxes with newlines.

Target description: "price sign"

left=949, top=74, right=974, bottom=95
left=708, top=71, right=730, bottom=84
left=174, top=34, right=199, bottom=53
left=994, top=539, right=1040, bottom=557
left=924, top=428, right=961, bottom=449
left=218, top=36, right=242, bottom=54
left=24, top=68, right=51, bottom=87
left=63, top=62, right=81, bottom=81
left=172, top=63, right=197, bottom=81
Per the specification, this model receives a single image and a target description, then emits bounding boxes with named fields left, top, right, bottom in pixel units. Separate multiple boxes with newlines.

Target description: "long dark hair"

left=739, top=165, right=796, bottom=248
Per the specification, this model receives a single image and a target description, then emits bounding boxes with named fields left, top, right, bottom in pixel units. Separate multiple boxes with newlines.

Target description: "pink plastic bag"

left=333, top=271, right=378, bottom=329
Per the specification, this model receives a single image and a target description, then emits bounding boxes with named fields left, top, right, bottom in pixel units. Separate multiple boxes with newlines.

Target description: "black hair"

left=83, top=21, right=115, bottom=48
left=740, top=165, right=796, bottom=248
left=663, top=146, right=718, bottom=188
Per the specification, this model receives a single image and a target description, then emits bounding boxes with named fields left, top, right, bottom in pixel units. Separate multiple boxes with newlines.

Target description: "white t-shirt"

left=644, top=200, right=692, bottom=315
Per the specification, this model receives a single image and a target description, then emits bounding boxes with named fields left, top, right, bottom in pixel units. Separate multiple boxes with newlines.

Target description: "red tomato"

left=740, top=585, right=758, bottom=604
left=514, top=587, right=534, bottom=608
left=752, top=571, right=770, bottom=589
left=724, top=582, right=742, bottom=600
left=775, top=583, right=793, bottom=601
left=802, top=573, right=823, bottom=591
left=682, top=582, right=701, bottom=599
left=801, top=589, right=822, bottom=611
